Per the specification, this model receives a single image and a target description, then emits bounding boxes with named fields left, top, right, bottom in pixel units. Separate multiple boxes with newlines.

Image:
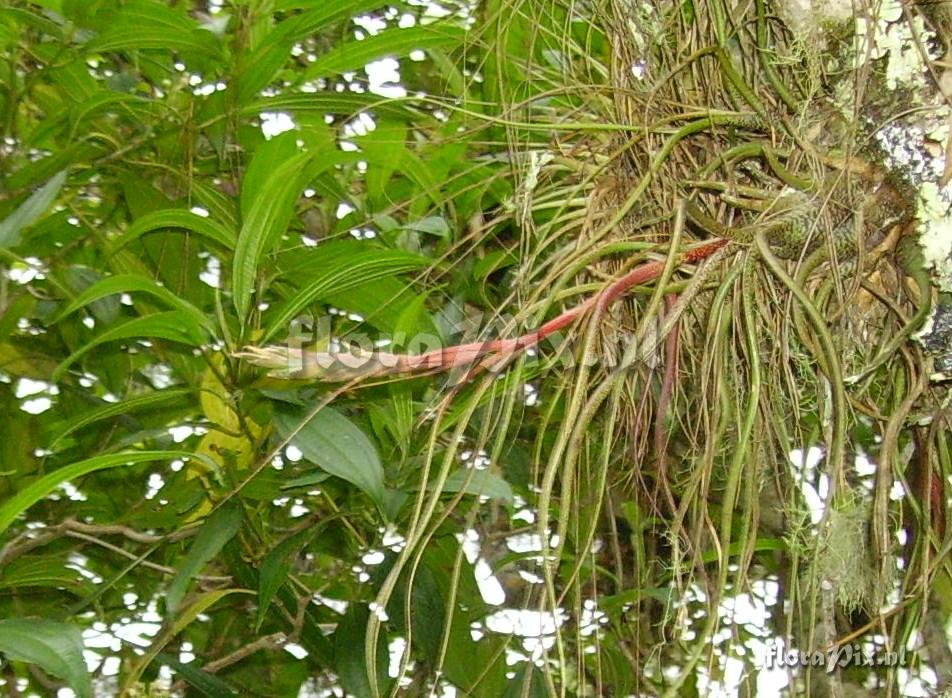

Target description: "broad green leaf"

left=0, top=170, right=67, bottom=248
left=0, top=619, right=92, bottom=698
left=264, top=243, right=430, bottom=342
left=299, top=25, right=467, bottom=84
left=86, top=0, right=222, bottom=60
left=4, top=143, right=91, bottom=192
left=439, top=469, right=514, bottom=502
left=246, top=93, right=418, bottom=121
left=48, top=388, right=191, bottom=449
left=94, top=0, right=200, bottom=33
left=0, top=450, right=200, bottom=536
left=441, top=618, right=508, bottom=694
left=220, top=541, right=334, bottom=667
left=45, top=55, right=98, bottom=102
left=360, top=119, right=407, bottom=203
left=422, top=539, right=507, bottom=694
left=322, top=276, right=419, bottom=334
left=0, top=554, right=87, bottom=591
left=52, top=311, right=208, bottom=381
left=69, top=92, right=148, bottom=138
left=390, top=561, right=445, bottom=664
left=63, top=266, right=121, bottom=326
left=232, top=151, right=313, bottom=319
left=700, top=537, right=787, bottom=564
left=232, top=151, right=353, bottom=319
left=51, top=274, right=214, bottom=331
left=108, top=209, right=236, bottom=254
left=428, top=47, right=467, bottom=97
left=473, top=249, right=518, bottom=280
left=237, top=0, right=384, bottom=101
left=90, top=28, right=220, bottom=57
left=380, top=488, right=408, bottom=522
left=256, top=526, right=320, bottom=630
left=0, top=342, right=59, bottom=379
left=240, top=132, right=301, bottom=220
left=0, top=22, right=12, bottom=51
left=189, top=182, right=239, bottom=231
left=391, top=292, right=431, bottom=349
left=165, top=504, right=244, bottom=614
left=362, top=149, right=443, bottom=208
left=0, top=294, right=37, bottom=342
left=274, top=407, right=386, bottom=509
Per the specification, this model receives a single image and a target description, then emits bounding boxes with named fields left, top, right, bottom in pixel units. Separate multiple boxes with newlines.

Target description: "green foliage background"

left=1, top=0, right=950, bottom=696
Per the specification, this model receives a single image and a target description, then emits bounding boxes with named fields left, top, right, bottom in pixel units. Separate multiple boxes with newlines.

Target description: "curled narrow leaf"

left=108, top=209, right=236, bottom=254
left=0, top=450, right=202, bottom=536
left=51, top=273, right=214, bottom=331
left=52, top=311, right=209, bottom=381
left=48, top=388, right=191, bottom=449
